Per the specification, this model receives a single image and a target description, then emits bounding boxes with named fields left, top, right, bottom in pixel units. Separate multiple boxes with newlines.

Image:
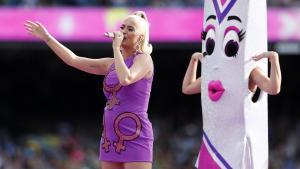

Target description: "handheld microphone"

left=104, top=32, right=114, bottom=38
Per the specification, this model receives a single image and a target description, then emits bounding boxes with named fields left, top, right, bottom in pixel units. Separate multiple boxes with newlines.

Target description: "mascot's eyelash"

left=201, top=31, right=207, bottom=40
left=238, top=30, right=246, bottom=42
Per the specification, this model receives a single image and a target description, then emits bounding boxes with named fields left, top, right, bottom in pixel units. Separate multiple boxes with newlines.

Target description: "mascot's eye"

left=223, top=30, right=240, bottom=58
left=202, top=29, right=216, bottom=56
left=225, top=39, right=239, bottom=57
left=206, top=38, right=215, bottom=56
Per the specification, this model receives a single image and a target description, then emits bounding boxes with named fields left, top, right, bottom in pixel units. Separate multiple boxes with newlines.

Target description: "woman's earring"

left=135, top=37, right=142, bottom=52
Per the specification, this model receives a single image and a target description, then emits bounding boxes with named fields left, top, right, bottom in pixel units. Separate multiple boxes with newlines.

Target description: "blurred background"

left=0, top=0, right=300, bottom=169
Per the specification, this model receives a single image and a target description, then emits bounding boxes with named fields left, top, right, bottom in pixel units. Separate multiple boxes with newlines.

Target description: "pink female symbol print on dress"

left=113, top=112, right=142, bottom=153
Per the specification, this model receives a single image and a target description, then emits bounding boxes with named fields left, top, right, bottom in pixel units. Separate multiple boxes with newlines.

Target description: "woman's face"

left=120, top=16, right=144, bottom=49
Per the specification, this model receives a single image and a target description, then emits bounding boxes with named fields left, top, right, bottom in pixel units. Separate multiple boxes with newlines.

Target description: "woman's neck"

left=121, top=47, right=136, bottom=59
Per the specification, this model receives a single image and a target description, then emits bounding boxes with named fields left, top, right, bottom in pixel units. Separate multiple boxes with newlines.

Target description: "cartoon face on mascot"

left=197, top=0, right=269, bottom=168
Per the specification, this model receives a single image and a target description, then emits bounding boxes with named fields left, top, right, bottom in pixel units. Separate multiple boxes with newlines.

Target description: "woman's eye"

left=223, top=31, right=240, bottom=58
left=204, top=29, right=216, bottom=56
left=120, top=26, right=124, bottom=30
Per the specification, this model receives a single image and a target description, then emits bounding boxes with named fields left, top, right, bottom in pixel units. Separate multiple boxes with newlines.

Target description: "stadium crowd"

left=0, top=0, right=299, bottom=7
left=0, top=118, right=299, bottom=169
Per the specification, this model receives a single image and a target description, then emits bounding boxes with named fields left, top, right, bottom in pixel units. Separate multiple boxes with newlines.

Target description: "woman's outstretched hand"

left=191, top=52, right=203, bottom=63
left=24, top=21, right=50, bottom=42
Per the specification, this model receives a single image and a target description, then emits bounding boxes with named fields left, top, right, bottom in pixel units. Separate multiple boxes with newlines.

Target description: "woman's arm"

left=114, top=49, right=153, bottom=86
left=112, top=31, right=153, bottom=86
left=251, top=51, right=282, bottom=95
left=24, top=21, right=113, bottom=75
left=182, top=52, right=202, bottom=95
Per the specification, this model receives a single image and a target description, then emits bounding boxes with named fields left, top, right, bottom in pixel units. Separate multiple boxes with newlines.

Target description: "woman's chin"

left=121, top=43, right=131, bottom=49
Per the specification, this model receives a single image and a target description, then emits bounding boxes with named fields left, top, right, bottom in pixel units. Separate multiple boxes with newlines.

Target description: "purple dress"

left=99, top=53, right=154, bottom=162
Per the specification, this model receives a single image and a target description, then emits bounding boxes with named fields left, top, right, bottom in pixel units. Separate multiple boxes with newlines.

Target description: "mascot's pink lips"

left=208, top=80, right=225, bottom=101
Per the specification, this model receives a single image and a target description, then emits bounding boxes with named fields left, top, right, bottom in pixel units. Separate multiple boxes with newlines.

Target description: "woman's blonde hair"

left=132, top=11, right=153, bottom=54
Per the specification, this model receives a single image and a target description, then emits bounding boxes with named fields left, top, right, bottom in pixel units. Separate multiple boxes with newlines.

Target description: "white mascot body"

left=196, top=0, right=268, bottom=168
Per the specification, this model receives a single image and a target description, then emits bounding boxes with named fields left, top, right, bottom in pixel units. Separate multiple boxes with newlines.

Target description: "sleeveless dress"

left=99, top=53, right=154, bottom=162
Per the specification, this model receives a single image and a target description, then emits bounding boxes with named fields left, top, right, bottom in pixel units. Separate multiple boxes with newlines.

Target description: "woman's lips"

left=208, top=80, right=225, bottom=101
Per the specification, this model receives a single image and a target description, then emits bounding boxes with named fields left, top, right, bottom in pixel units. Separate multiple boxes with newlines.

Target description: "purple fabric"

left=99, top=53, right=154, bottom=162
left=212, top=0, right=237, bottom=24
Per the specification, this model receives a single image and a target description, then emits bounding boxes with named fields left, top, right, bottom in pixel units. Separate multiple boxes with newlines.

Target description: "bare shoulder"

left=133, top=53, right=153, bottom=78
left=134, top=53, right=152, bottom=61
left=133, top=53, right=153, bottom=66
left=250, top=67, right=269, bottom=86
left=248, top=67, right=262, bottom=92
left=251, top=67, right=266, bottom=79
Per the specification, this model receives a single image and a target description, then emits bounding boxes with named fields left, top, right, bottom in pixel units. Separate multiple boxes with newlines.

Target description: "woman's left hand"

left=112, top=31, right=124, bottom=50
left=252, top=51, right=278, bottom=62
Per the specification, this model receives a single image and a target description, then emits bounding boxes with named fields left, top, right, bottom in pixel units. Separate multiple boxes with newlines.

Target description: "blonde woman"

left=24, top=11, right=154, bottom=169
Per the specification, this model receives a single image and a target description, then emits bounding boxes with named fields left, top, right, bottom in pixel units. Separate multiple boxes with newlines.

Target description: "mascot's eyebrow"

left=227, top=15, right=242, bottom=23
left=206, top=15, right=217, bottom=22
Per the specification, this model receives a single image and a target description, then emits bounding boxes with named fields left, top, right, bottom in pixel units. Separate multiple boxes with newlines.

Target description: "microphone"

left=104, top=32, right=114, bottom=38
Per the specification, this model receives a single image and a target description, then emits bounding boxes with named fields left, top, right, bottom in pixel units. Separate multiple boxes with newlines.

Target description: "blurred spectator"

left=268, top=0, right=300, bottom=7
left=108, top=0, right=128, bottom=7
left=0, top=0, right=203, bottom=7
left=128, top=0, right=148, bottom=6
left=0, top=118, right=299, bottom=169
left=1, top=0, right=300, bottom=7
left=291, top=0, right=300, bottom=6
